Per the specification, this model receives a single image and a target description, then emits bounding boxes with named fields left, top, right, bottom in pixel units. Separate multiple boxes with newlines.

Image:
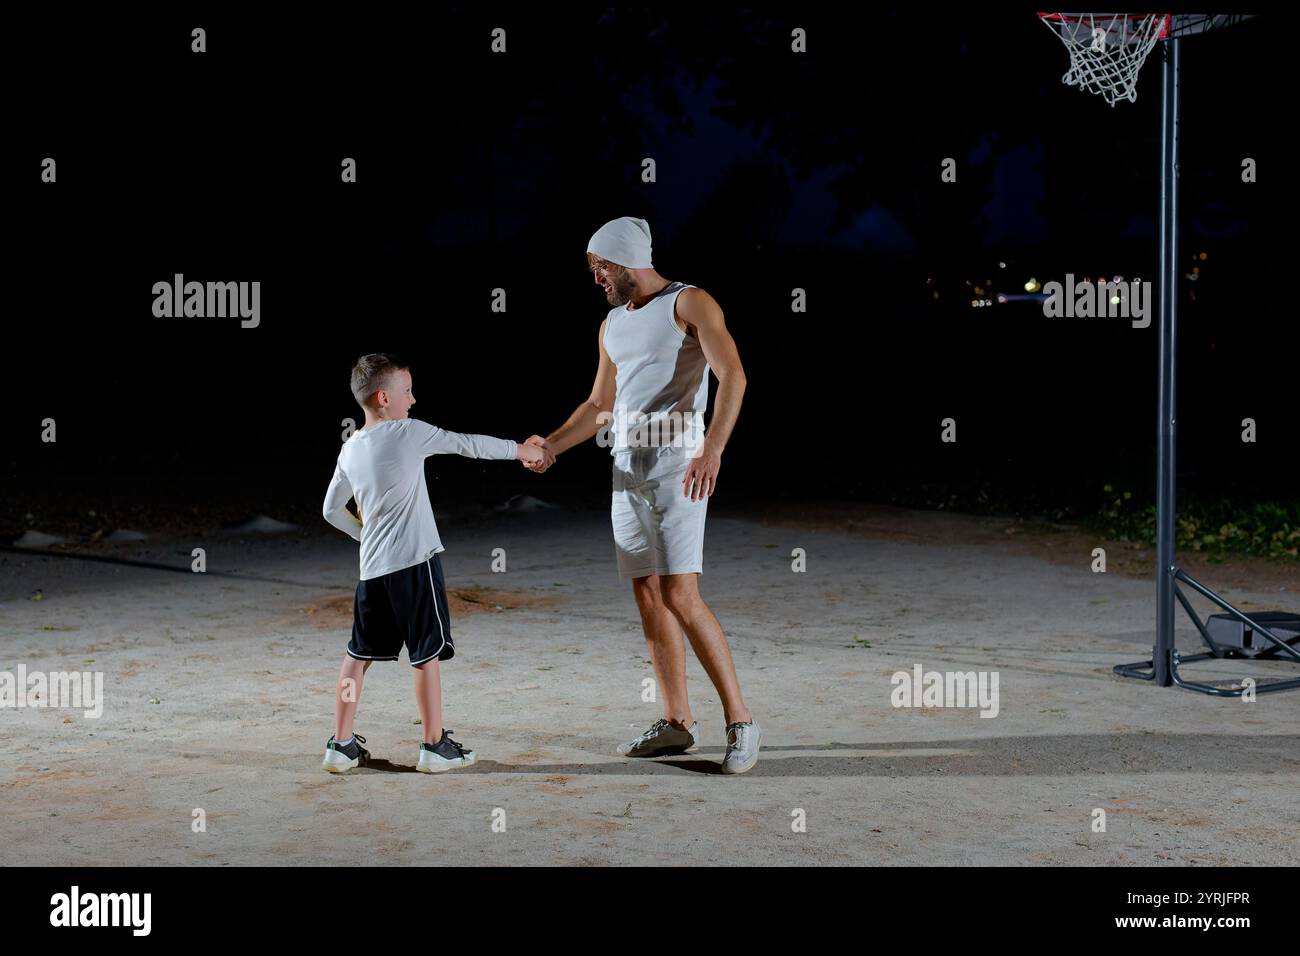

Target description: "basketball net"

left=1039, top=13, right=1171, bottom=105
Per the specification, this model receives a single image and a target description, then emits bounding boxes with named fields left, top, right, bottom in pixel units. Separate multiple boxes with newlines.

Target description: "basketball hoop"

left=1038, top=12, right=1170, bottom=105
left=1039, top=12, right=1298, bottom=696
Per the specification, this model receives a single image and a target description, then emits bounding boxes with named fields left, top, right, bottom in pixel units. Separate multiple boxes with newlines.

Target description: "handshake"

left=515, top=435, right=557, bottom=474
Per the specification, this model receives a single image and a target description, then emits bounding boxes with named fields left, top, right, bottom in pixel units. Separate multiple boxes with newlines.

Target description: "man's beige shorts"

left=611, top=446, right=707, bottom=579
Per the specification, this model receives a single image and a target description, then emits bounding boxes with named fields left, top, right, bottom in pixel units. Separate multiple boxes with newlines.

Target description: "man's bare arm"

left=684, top=288, right=746, bottom=454
left=679, top=288, right=746, bottom=498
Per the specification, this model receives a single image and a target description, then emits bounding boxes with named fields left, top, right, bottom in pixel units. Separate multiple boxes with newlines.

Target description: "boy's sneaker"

left=322, top=733, right=369, bottom=773
left=618, top=718, right=700, bottom=758
left=417, top=729, right=477, bottom=773
left=720, top=720, right=761, bottom=775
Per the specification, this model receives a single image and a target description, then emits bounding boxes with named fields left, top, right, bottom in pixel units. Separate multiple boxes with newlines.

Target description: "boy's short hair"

left=350, top=353, right=409, bottom=409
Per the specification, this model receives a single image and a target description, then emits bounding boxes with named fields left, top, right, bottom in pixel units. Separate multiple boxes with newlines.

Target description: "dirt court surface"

left=2, top=503, right=1298, bottom=866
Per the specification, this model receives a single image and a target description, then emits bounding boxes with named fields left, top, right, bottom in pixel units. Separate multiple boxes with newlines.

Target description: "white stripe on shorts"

left=410, top=557, right=450, bottom=666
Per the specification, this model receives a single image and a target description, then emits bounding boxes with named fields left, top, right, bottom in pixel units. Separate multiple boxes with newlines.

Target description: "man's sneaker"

left=417, top=729, right=477, bottom=773
left=721, top=720, right=761, bottom=775
left=322, top=733, right=369, bottom=773
left=618, top=718, right=700, bottom=758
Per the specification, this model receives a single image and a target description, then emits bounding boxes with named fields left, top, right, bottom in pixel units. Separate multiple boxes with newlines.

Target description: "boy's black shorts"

left=348, top=554, right=454, bottom=666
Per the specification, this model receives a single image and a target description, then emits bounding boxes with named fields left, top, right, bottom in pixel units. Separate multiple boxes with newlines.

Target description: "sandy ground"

left=2, top=503, right=1298, bottom=866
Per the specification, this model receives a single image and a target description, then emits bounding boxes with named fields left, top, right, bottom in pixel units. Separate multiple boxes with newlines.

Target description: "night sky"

left=8, top=7, right=1289, bottom=536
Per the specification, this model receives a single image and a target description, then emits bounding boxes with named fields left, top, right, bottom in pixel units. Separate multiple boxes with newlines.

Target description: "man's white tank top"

left=602, top=281, right=708, bottom=453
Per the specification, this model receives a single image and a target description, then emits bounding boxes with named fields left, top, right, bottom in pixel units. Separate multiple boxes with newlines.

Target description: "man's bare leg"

left=631, top=574, right=694, bottom=729
left=659, top=572, right=752, bottom=725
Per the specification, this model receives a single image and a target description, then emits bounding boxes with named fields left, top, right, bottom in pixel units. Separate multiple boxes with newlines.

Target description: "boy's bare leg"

left=659, top=573, right=752, bottom=725
left=413, top=659, right=443, bottom=745
left=631, top=575, right=694, bottom=728
left=334, top=656, right=372, bottom=741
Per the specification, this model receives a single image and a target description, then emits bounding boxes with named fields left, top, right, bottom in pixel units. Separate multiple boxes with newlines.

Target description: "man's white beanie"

left=587, top=216, right=653, bottom=269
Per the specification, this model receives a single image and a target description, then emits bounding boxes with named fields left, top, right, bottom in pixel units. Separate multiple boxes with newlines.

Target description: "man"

left=522, top=216, right=760, bottom=774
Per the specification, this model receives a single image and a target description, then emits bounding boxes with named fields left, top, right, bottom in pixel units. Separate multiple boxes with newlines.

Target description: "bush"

left=1086, top=484, right=1299, bottom=561
left=877, top=476, right=1298, bottom=562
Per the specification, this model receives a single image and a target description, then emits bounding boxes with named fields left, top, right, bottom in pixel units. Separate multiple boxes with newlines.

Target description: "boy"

left=320, top=353, right=549, bottom=773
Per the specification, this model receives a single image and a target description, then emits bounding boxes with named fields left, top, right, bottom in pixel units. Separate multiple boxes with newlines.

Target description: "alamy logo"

left=49, top=886, right=151, bottom=936
left=1042, top=274, right=1151, bottom=328
left=0, top=665, right=103, bottom=718
left=890, top=664, right=1000, bottom=718
left=152, top=274, right=260, bottom=328
left=596, top=405, right=706, bottom=454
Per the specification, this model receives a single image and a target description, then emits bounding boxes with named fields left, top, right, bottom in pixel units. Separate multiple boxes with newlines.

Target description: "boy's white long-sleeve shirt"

left=322, top=418, right=517, bottom=580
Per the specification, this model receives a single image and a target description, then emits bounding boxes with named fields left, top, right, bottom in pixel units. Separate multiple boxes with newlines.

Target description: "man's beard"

left=609, top=274, right=635, bottom=305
